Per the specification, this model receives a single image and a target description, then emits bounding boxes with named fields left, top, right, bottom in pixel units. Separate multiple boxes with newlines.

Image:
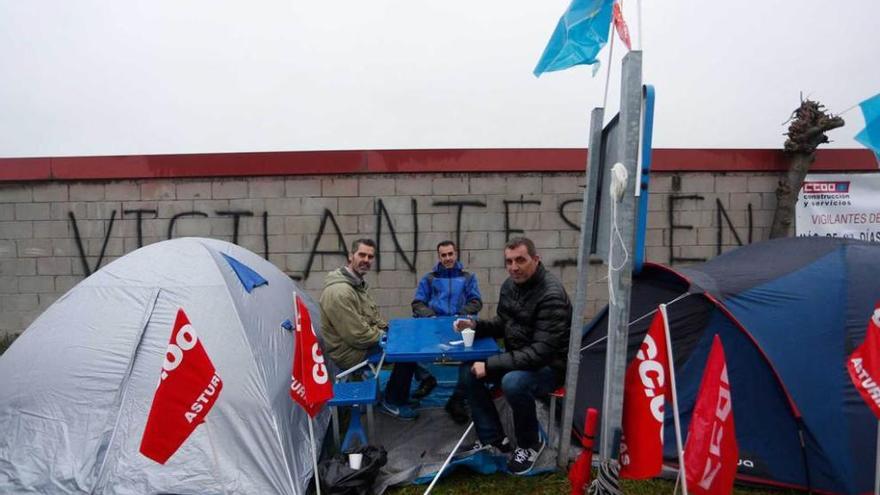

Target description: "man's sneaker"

left=454, top=437, right=511, bottom=458
left=444, top=396, right=469, bottom=425
left=378, top=400, right=419, bottom=421
left=507, top=440, right=545, bottom=475
left=411, top=375, right=437, bottom=399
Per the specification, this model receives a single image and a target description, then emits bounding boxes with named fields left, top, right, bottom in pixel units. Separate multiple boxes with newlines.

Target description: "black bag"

left=309, top=445, right=387, bottom=495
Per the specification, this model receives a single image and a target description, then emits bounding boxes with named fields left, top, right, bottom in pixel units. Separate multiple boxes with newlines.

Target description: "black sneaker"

left=412, top=375, right=437, bottom=399
left=507, top=440, right=545, bottom=475
left=444, top=396, right=469, bottom=425
left=455, top=437, right=511, bottom=458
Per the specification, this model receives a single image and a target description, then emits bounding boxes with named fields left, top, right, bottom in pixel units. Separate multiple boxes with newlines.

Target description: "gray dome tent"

left=0, top=238, right=326, bottom=494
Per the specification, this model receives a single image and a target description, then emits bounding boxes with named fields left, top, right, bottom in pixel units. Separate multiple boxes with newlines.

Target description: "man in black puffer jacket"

left=453, top=237, right=572, bottom=475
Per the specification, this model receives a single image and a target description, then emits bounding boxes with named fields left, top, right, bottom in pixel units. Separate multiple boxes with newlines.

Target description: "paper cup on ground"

left=461, top=329, right=476, bottom=347
left=348, top=452, right=363, bottom=470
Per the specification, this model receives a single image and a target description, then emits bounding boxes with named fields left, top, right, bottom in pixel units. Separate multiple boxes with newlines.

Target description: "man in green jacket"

left=319, top=238, right=419, bottom=420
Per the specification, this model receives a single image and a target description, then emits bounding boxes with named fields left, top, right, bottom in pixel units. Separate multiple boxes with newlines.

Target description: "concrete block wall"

left=0, top=172, right=779, bottom=337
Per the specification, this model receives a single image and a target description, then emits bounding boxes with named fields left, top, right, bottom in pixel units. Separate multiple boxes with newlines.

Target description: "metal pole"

left=598, top=50, right=643, bottom=462
left=424, top=422, right=474, bottom=495
left=558, top=106, right=606, bottom=468
left=661, top=304, right=687, bottom=495
left=308, top=416, right=321, bottom=495
left=875, top=419, right=879, bottom=495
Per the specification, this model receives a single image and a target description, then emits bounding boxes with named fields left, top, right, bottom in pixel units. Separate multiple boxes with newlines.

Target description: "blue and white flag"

left=533, top=0, right=615, bottom=77
left=855, top=92, right=880, bottom=165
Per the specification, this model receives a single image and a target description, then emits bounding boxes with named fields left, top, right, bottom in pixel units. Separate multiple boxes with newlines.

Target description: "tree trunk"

left=769, top=152, right=815, bottom=238
left=768, top=99, right=845, bottom=239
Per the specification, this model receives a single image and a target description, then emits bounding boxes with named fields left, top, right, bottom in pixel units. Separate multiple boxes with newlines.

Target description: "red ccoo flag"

left=612, top=1, right=632, bottom=50
left=620, top=308, right=670, bottom=479
left=684, top=335, right=738, bottom=495
left=847, top=304, right=880, bottom=418
left=290, top=294, right=333, bottom=417
left=140, top=309, right=223, bottom=464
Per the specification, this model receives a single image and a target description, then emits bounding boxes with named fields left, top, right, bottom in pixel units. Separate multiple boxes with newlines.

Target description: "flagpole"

left=875, top=419, right=879, bottom=495
left=308, top=416, right=321, bottom=495
left=660, top=304, right=688, bottom=495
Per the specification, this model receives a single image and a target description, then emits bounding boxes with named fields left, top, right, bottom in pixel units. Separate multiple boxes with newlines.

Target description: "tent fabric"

left=0, top=237, right=326, bottom=494
left=221, top=252, right=269, bottom=293
left=574, top=237, right=880, bottom=494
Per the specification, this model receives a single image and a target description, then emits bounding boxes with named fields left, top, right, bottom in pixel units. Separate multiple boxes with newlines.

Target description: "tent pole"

left=424, top=422, right=473, bottom=495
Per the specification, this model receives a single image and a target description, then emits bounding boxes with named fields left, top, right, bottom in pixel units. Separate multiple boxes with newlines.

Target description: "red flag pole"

left=660, top=304, right=688, bottom=495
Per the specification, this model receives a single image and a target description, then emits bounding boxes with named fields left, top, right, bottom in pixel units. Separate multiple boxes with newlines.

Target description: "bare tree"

left=769, top=98, right=845, bottom=238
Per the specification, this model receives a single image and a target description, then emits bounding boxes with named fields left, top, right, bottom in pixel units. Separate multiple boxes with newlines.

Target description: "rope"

left=589, top=459, right=622, bottom=495
left=579, top=292, right=693, bottom=352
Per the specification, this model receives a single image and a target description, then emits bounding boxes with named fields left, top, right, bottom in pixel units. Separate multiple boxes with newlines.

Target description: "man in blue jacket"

left=411, top=240, right=483, bottom=423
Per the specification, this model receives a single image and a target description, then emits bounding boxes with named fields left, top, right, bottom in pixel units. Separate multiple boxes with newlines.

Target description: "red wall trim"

left=0, top=148, right=875, bottom=182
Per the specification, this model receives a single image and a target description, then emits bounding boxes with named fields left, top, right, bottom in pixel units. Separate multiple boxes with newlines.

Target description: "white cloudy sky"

left=1, top=0, right=878, bottom=158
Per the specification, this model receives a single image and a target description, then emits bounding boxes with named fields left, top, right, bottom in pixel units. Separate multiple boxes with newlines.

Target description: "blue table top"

left=383, top=316, right=500, bottom=362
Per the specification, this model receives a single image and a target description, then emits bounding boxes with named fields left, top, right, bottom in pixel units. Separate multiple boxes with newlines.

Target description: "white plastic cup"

left=461, top=329, right=475, bottom=348
left=348, top=452, right=363, bottom=470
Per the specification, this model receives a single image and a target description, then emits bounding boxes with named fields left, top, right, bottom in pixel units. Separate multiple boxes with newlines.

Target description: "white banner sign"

left=796, top=173, right=880, bottom=243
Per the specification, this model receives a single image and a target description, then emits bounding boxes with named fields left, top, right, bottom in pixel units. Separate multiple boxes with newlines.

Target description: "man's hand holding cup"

left=453, top=318, right=476, bottom=332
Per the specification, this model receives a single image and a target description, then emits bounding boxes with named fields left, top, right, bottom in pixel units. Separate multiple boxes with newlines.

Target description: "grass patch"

left=387, top=470, right=797, bottom=495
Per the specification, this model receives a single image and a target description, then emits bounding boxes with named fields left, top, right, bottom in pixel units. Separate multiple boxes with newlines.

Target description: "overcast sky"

left=1, top=1, right=878, bottom=158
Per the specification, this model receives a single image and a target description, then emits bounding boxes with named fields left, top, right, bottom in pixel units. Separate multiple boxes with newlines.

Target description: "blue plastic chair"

left=328, top=350, right=386, bottom=450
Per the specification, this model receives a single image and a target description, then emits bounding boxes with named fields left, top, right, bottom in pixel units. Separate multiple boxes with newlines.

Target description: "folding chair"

left=328, top=350, right=386, bottom=450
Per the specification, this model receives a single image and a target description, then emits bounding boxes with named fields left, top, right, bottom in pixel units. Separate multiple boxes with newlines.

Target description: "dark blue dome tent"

left=574, top=237, right=880, bottom=494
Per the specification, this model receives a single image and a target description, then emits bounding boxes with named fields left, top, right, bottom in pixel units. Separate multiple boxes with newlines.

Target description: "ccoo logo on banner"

left=796, top=173, right=880, bottom=243
left=140, top=308, right=223, bottom=464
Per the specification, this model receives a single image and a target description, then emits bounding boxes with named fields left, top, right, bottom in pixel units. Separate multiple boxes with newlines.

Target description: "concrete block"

left=70, top=183, right=104, bottom=201
left=648, top=175, right=674, bottom=193
left=51, top=238, right=77, bottom=257
left=1, top=294, right=39, bottom=311
left=88, top=202, right=123, bottom=221
left=267, top=234, right=304, bottom=253
left=15, top=203, right=50, bottom=220
left=462, top=213, right=505, bottom=232
left=301, top=197, right=338, bottom=215
left=678, top=174, right=715, bottom=193
left=748, top=175, right=779, bottom=193
left=461, top=232, right=488, bottom=251
left=376, top=197, right=417, bottom=215
left=360, top=178, right=396, bottom=196
left=177, top=181, right=213, bottom=199
left=18, top=239, right=54, bottom=258
left=193, top=199, right=231, bottom=212
left=172, top=217, right=213, bottom=237
left=0, top=204, right=12, bottom=221
left=338, top=197, right=374, bottom=215
left=55, top=275, right=80, bottom=293
left=469, top=176, right=507, bottom=195
left=284, top=215, right=322, bottom=236
left=0, top=276, right=16, bottom=293
left=729, top=193, right=762, bottom=211
left=33, top=184, right=69, bottom=202
left=715, top=175, right=749, bottom=193
left=105, top=182, right=140, bottom=201
left=33, top=221, right=70, bottom=238
left=396, top=177, right=432, bottom=196
left=542, top=174, right=583, bottom=194
left=157, top=201, right=197, bottom=219
left=432, top=177, right=468, bottom=195
left=249, top=179, right=285, bottom=198
left=0, top=185, right=32, bottom=203
left=286, top=179, right=323, bottom=198
left=0, top=221, right=33, bottom=239
left=228, top=199, right=266, bottom=214
left=0, top=259, right=36, bottom=276
left=321, top=178, right=358, bottom=197
left=266, top=198, right=302, bottom=216
left=19, top=276, right=54, bottom=293
left=506, top=176, right=542, bottom=195
left=212, top=181, right=248, bottom=199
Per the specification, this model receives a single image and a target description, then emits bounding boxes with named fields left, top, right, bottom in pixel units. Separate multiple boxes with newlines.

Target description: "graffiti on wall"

left=67, top=195, right=756, bottom=278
